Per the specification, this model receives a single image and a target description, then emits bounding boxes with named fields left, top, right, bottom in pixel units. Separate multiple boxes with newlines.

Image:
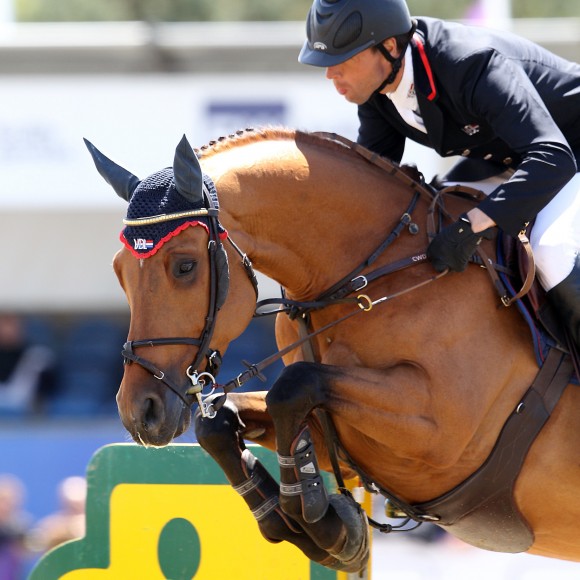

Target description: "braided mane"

left=194, top=126, right=363, bottom=162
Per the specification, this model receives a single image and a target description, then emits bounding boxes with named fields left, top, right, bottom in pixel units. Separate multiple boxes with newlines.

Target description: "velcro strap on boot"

left=233, top=470, right=264, bottom=497
left=277, top=453, right=296, bottom=467
left=280, top=482, right=304, bottom=496
left=252, top=496, right=280, bottom=521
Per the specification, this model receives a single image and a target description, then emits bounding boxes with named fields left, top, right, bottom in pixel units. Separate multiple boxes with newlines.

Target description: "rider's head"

left=299, top=0, right=414, bottom=92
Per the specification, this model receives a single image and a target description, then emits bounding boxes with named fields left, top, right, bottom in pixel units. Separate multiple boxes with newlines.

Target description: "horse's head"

left=86, top=136, right=257, bottom=446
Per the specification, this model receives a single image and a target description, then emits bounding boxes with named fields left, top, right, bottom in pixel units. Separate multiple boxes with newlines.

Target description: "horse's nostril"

left=143, top=396, right=160, bottom=429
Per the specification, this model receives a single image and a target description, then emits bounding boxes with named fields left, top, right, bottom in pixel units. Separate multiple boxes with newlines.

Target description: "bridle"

left=116, top=135, right=455, bottom=419
left=120, top=182, right=259, bottom=417
left=117, top=158, right=433, bottom=420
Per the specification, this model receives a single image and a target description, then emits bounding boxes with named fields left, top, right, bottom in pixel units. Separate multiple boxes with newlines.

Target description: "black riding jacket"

left=357, top=17, right=580, bottom=237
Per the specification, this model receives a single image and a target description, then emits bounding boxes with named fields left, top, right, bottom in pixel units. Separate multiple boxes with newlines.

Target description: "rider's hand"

left=427, top=214, right=495, bottom=273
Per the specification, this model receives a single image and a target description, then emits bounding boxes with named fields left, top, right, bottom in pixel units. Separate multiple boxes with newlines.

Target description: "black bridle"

left=121, top=184, right=259, bottom=417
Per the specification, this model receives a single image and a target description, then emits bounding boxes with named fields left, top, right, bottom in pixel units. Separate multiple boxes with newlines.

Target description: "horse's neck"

left=206, top=139, right=413, bottom=299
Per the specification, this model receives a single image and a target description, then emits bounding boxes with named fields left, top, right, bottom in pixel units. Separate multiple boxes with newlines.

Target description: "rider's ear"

left=376, top=37, right=398, bottom=59
left=173, top=135, right=204, bottom=205
left=84, top=138, right=141, bottom=202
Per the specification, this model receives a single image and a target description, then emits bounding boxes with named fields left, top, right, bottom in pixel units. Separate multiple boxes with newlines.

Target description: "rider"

left=298, top=0, right=580, bottom=356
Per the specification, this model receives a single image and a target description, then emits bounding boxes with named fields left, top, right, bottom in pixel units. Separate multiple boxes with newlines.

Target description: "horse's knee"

left=266, top=362, right=325, bottom=417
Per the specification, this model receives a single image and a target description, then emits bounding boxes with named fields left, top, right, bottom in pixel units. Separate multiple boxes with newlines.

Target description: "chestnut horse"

left=86, top=129, right=579, bottom=573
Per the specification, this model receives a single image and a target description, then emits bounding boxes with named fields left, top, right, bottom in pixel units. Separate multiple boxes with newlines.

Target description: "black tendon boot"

left=547, top=256, right=580, bottom=367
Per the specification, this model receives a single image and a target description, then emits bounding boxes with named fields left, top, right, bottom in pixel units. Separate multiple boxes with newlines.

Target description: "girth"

left=415, top=347, right=573, bottom=551
left=323, top=346, right=574, bottom=551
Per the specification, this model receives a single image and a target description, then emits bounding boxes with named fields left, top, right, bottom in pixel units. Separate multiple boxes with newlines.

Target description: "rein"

left=120, top=131, right=534, bottom=425
left=215, top=266, right=448, bottom=407
left=212, top=142, right=451, bottom=408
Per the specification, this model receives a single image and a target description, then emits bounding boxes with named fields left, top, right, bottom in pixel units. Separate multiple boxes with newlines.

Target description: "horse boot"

left=195, top=397, right=344, bottom=567
left=279, top=425, right=329, bottom=524
left=238, top=449, right=363, bottom=570
left=547, top=256, right=580, bottom=371
left=235, top=449, right=303, bottom=543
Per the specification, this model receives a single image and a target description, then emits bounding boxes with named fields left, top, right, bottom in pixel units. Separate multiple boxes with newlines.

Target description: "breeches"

left=530, top=173, right=580, bottom=290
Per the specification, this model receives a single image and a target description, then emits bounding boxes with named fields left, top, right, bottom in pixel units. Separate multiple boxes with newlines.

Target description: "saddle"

left=499, top=228, right=579, bottom=381
left=434, top=182, right=579, bottom=380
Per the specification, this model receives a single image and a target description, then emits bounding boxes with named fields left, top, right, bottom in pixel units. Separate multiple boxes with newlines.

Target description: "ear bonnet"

left=85, top=135, right=229, bottom=309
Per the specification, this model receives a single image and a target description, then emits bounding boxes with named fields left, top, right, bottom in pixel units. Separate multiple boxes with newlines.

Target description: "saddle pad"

left=497, top=233, right=578, bottom=385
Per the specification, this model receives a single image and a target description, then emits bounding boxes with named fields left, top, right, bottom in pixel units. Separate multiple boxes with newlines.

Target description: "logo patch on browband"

left=134, top=239, right=154, bottom=251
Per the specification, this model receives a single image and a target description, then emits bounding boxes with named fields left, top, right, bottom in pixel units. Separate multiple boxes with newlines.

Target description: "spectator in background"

left=27, top=476, right=86, bottom=554
left=0, top=313, right=57, bottom=415
left=0, top=474, right=31, bottom=580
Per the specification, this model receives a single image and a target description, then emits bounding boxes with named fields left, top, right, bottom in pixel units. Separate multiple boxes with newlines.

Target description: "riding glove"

left=427, top=214, right=494, bottom=273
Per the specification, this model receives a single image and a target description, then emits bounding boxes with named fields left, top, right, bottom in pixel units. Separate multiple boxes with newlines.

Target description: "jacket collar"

left=411, top=31, right=438, bottom=102
left=409, top=31, right=446, bottom=153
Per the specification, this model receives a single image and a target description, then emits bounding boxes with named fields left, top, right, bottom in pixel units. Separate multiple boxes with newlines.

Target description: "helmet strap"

left=374, top=21, right=417, bottom=93
left=375, top=43, right=403, bottom=92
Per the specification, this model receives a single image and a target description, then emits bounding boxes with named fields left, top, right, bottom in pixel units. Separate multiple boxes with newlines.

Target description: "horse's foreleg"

left=193, top=396, right=343, bottom=568
left=266, top=363, right=370, bottom=573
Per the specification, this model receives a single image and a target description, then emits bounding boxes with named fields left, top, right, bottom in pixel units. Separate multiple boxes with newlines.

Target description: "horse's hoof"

left=327, top=493, right=370, bottom=573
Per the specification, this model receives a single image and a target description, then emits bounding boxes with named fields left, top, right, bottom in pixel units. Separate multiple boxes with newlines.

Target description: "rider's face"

left=325, top=39, right=403, bottom=105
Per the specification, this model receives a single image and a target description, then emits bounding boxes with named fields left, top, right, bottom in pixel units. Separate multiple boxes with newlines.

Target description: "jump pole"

left=30, top=443, right=372, bottom=579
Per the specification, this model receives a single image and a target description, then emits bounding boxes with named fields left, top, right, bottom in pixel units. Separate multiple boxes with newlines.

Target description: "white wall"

left=0, top=73, right=441, bottom=310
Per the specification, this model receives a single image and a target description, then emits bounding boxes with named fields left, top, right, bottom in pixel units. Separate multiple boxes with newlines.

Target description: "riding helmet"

left=299, top=0, right=413, bottom=67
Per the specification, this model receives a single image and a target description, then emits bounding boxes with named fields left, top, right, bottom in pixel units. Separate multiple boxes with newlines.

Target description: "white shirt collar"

left=385, top=45, right=415, bottom=108
left=384, top=45, right=426, bottom=133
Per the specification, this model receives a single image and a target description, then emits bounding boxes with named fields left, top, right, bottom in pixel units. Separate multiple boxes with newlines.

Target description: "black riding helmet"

left=299, top=0, right=414, bottom=91
left=299, top=0, right=413, bottom=67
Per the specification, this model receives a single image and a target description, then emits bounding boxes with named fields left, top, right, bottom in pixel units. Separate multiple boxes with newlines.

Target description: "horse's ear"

left=84, top=138, right=141, bottom=202
left=173, top=135, right=204, bottom=205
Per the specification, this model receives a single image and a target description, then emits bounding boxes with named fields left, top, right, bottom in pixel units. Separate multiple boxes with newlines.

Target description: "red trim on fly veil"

left=414, top=36, right=437, bottom=101
left=121, top=220, right=228, bottom=259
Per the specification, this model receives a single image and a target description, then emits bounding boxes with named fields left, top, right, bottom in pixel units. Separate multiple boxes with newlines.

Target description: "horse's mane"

left=193, top=126, right=430, bottom=194
left=194, top=126, right=363, bottom=163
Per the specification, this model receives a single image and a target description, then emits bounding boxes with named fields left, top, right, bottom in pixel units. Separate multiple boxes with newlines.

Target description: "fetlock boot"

left=547, top=256, right=580, bottom=357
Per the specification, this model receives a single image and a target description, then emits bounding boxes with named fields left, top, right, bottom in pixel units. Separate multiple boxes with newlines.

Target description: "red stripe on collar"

left=413, top=35, right=437, bottom=101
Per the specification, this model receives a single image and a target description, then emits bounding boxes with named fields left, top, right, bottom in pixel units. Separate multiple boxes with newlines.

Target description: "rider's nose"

left=326, top=66, right=339, bottom=80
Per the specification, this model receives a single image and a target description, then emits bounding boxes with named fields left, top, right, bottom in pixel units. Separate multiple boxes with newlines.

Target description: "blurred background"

left=0, top=0, right=579, bottom=578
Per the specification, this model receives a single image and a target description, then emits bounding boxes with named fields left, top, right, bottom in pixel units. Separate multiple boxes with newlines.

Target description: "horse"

left=85, top=128, right=579, bottom=573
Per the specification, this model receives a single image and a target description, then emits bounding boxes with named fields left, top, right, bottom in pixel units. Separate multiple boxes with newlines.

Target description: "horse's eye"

left=176, top=260, right=196, bottom=277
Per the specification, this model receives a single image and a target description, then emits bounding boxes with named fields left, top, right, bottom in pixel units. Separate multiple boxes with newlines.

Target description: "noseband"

left=121, top=183, right=259, bottom=416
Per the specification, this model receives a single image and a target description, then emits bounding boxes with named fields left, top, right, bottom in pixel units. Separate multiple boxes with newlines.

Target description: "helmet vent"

left=333, top=11, right=363, bottom=49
